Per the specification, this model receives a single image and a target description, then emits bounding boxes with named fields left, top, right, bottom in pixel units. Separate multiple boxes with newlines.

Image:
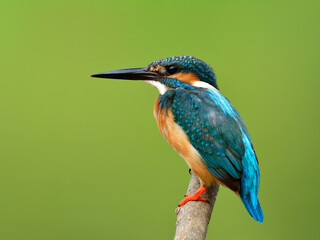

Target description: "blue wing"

left=171, top=88, right=263, bottom=222
left=171, top=88, right=246, bottom=190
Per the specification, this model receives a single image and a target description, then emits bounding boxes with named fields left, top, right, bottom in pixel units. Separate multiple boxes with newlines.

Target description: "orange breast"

left=154, top=97, right=216, bottom=186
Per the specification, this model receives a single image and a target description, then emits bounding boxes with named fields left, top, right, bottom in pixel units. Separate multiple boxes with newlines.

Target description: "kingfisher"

left=91, top=56, right=264, bottom=222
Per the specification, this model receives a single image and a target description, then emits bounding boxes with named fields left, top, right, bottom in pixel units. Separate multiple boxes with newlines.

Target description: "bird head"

left=91, top=56, right=218, bottom=94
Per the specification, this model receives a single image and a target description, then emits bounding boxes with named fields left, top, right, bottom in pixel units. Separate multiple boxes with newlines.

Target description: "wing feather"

left=171, top=88, right=247, bottom=191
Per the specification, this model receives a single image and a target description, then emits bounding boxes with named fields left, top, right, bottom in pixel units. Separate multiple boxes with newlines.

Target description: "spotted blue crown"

left=148, top=56, right=219, bottom=90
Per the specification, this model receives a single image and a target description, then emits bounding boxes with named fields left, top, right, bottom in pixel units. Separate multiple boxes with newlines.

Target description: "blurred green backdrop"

left=1, top=0, right=319, bottom=239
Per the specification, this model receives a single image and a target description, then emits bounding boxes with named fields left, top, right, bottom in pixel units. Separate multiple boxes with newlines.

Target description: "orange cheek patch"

left=169, top=72, right=200, bottom=85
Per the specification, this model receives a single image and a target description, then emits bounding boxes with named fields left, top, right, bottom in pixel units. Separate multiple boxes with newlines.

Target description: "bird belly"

left=154, top=105, right=215, bottom=186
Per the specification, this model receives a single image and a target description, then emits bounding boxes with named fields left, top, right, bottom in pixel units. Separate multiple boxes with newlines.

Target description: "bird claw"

left=198, top=196, right=208, bottom=202
left=178, top=194, right=208, bottom=206
left=179, top=185, right=208, bottom=207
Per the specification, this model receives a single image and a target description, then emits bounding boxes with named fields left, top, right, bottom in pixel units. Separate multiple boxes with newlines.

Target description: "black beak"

left=90, top=67, right=158, bottom=81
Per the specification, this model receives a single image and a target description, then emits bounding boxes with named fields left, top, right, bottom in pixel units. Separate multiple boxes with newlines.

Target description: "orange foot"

left=178, top=185, right=208, bottom=207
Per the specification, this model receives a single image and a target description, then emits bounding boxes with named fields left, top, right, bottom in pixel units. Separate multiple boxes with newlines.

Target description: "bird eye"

left=166, top=65, right=179, bottom=75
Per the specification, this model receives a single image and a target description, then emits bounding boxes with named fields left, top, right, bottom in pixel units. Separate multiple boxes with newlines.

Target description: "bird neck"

left=145, top=77, right=218, bottom=96
left=159, top=78, right=195, bottom=90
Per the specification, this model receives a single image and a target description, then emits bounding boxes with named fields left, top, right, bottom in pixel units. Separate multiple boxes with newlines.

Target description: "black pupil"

left=167, top=65, right=179, bottom=75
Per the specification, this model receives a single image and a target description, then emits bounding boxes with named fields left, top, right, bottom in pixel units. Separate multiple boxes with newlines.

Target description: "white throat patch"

left=143, top=80, right=218, bottom=95
left=143, top=81, right=168, bottom=95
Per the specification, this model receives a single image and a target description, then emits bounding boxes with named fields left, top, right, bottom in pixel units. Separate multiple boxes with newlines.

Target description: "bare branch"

left=174, top=173, right=220, bottom=240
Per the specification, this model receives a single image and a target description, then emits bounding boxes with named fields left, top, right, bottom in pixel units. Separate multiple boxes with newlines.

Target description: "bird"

left=91, top=56, right=264, bottom=222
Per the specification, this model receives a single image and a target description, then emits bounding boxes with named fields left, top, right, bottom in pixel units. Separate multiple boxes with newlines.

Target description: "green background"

left=1, top=0, right=319, bottom=239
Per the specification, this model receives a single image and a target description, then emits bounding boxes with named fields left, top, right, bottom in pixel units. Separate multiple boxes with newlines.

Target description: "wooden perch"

left=174, top=173, right=220, bottom=240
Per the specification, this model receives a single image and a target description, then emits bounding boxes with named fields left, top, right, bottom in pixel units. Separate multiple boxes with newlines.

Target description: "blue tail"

left=238, top=129, right=264, bottom=222
left=240, top=194, right=264, bottom=223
